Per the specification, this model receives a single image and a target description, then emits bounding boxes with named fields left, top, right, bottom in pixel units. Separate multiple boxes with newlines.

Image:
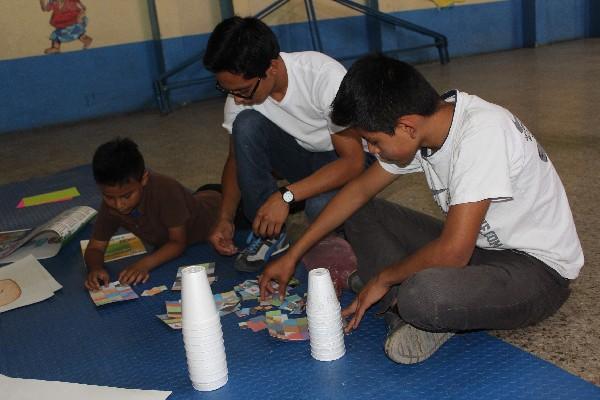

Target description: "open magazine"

left=0, top=206, right=97, bottom=264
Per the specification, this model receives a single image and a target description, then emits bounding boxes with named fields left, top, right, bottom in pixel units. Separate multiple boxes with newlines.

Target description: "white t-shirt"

left=377, top=90, right=584, bottom=279
left=222, top=51, right=347, bottom=152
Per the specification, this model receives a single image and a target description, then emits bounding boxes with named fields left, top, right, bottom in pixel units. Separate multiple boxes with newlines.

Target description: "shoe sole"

left=347, top=272, right=364, bottom=294
left=384, top=324, right=454, bottom=364
left=234, top=243, right=290, bottom=273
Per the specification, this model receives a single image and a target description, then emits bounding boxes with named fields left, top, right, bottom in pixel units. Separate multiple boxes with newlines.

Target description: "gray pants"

left=344, top=199, right=571, bottom=332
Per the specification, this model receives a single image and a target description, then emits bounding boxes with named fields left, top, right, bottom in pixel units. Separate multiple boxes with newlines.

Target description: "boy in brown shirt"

left=84, top=138, right=221, bottom=290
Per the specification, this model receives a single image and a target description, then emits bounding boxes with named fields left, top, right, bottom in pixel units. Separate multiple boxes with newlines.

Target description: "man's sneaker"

left=384, top=312, right=454, bottom=364
left=234, top=231, right=290, bottom=272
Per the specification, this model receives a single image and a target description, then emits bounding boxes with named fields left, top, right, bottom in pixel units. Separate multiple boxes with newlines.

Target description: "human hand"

left=341, top=274, right=390, bottom=333
left=253, top=192, right=289, bottom=238
left=208, top=218, right=238, bottom=256
left=118, top=263, right=150, bottom=285
left=85, top=268, right=110, bottom=291
left=259, top=252, right=297, bottom=301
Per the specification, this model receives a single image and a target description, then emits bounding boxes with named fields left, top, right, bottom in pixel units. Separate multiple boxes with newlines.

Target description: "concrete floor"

left=1, top=39, right=598, bottom=385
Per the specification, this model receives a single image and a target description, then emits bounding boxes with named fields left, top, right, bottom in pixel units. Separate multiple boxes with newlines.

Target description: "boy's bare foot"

left=44, top=47, right=60, bottom=54
left=81, top=36, right=93, bottom=49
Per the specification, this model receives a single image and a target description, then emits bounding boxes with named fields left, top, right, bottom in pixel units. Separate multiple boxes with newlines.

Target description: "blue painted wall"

left=535, top=0, right=588, bottom=45
left=0, top=0, right=594, bottom=134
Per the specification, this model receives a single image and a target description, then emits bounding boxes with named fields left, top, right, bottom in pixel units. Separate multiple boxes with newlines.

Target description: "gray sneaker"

left=384, top=313, right=454, bottom=364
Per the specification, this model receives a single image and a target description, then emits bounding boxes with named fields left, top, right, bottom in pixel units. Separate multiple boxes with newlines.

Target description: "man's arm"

left=259, top=161, right=398, bottom=298
left=342, top=199, right=491, bottom=331
left=118, top=225, right=187, bottom=285
left=286, top=129, right=365, bottom=201
left=253, top=129, right=365, bottom=237
left=208, top=139, right=241, bottom=255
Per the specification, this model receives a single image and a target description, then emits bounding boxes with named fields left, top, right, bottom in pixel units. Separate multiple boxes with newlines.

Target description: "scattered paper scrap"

left=265, top=312, right=309, bottom=341
left=89, top=282, right=138, bottom=306
left=246, top=315, right=268, bottom=332
left=214, top=290, right=240, bottom=316
left=165, top=300, right=181, bottom=318
left=156, top=313, right=182, bottom=330
left=141, top=285, right=168, bottom=296
left=235, top=307, right=250, bottom=317
left=17, top=187, right=80, bottom=208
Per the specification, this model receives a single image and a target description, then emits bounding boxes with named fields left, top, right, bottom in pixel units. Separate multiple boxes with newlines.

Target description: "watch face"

left=282, top=190, right=294, bottom=203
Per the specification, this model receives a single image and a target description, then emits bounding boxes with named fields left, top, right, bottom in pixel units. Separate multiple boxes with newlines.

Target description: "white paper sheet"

left=0, top=374, right=171, bottom=400
left=0, top=255, right=62, bottom=313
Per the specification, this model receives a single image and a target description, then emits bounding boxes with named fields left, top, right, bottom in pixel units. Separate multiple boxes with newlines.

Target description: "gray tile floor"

left=1, top=39, right=598, bottom=385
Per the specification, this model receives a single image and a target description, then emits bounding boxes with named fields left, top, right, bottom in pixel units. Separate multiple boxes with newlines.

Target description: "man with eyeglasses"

left=203, top=17, right=366, bottom=273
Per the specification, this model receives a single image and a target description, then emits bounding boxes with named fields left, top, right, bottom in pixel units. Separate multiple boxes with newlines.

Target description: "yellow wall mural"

left=0, top=0, right=152, bottom=60
left=0, top=0, right=499, bottom=61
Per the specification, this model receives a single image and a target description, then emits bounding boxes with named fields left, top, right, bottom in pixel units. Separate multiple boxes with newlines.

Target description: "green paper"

left=20, top=187, right=80, bottom=207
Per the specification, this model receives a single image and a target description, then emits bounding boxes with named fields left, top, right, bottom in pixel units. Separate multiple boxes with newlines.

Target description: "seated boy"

left=84, top=138, right=221, bottom=290
left=260, top=54, right=584, bottom=364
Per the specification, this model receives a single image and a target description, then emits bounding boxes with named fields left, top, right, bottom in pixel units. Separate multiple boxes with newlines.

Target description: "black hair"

left=92, top=137, right=145, bottom=186
left=331, top=54, right=440, bottom=134
left=203, top=16, right=280, bottom=79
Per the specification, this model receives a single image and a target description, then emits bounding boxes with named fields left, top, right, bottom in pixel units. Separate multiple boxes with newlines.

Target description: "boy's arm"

left=118, top=225, right=187, bottom=285
left=84, top=238, right=109, bottom=290
left=208, top=139, right=241, bottom=255
left=253, top=128, right=365, bottom=237
left=259, top=161, right=398, bottom=298
left=342, top=199, right=491, bottom=331
left=40, top=0, right=50, bottom=11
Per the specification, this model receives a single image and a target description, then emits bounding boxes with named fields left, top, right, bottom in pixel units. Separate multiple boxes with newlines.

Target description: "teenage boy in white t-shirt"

left=202, top=17, right=366, bottom=272
left=259, top=54, right=584, bottom=364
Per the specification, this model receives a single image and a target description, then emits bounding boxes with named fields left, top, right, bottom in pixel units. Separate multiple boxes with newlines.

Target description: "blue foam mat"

left=0, top=165, right=99, bottom=231
left=1, top=166, right=599, bottom=400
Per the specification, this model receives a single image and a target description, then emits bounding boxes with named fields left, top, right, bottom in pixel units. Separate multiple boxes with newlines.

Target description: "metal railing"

left=151, top=0, right=449, bottom=114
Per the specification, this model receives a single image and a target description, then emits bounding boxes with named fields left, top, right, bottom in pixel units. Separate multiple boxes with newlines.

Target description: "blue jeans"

left=232, top=110, right=340, bottom=222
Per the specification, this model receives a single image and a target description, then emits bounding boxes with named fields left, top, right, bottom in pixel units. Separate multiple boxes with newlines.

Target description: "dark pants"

left=344, top=199, right=571, bottom=332
left=232, top=110, right=339, bottom=223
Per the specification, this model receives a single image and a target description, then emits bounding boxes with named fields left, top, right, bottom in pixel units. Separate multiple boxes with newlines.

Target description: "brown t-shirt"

left=92, top=172, right=221, bottom=246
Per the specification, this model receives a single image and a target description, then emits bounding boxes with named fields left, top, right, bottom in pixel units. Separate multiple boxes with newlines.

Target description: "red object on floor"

left=301, top=234, right=357, bottom=297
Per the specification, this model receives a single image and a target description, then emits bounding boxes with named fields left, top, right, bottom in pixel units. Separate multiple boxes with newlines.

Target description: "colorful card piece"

left=171, top=263, right=216, bottom=290
left=156, top=314, right=182, bottom=329
left=165, top=300, right=181, bottom=318
left=288, top=277, right=301, bottom=287
left=266, top=314, right=309, bottom=341
left=238, top=321, right=249, bottom=329
left=235, top=307, right=250, bottom=317
left=246, top=315, right=268, bottom=332
left=214, top=290, right=241, bottom=316
left=89, top=282, right=138, bottom=306
left=141, top=285, right=168, bottom=296
left=17, top=187, right=80, bottom=208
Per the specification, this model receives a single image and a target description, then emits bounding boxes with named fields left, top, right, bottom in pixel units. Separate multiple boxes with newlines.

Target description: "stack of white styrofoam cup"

left=181, top=265, right=228, bottom=391
left=306, top=267, right=346, bottom=361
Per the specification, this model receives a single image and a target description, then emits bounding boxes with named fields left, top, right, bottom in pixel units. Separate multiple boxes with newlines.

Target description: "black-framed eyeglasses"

left=215, top=77, right=261, bottom=100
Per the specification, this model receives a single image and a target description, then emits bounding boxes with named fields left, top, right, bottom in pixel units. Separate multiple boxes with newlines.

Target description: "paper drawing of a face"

left=0, top=279, right=22, bottom=307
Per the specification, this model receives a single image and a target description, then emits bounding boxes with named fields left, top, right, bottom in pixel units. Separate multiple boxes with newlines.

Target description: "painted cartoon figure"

left=0, top=279, right=22, bottom=307
left=40, top=0, right=93, bottom=54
